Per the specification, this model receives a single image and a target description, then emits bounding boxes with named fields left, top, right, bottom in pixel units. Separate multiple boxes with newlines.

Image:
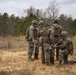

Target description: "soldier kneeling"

left=54, top=31, right=70, bottom=65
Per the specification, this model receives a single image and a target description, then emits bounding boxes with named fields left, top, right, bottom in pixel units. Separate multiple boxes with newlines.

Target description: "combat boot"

left=59, top=60, right=62, bottom=65
left=42, top=60, right=45, bottom=64
left=50, top=57, right=54, bottom=64
left=64, top=55, right=68, bottom=64
left=34, top=53, right=39, bottom=60
left=34, top=47, right=39, bottom=60
left=64, top=61, right=68, bottom=64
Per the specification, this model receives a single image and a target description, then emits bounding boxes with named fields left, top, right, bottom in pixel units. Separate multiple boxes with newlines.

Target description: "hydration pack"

left=67, top=39, right=74, bottom=55
left=25, top=27, right=29, bottom=41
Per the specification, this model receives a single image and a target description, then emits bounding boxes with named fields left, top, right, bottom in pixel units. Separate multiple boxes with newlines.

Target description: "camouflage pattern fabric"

left=44, top=43, right=50, bottom=63
left=27, top=25, right=39, bottom=60
left=28, top=40, right=34, bottom=58
left=47, top=28, right=55, bottom=64
left=51, top=24, right=62, bottom=60
left=58, top=50, right=68, bottom=64
left=57, top=39, right=69, bottom=64
left=38, top=25, right=47, bottom=63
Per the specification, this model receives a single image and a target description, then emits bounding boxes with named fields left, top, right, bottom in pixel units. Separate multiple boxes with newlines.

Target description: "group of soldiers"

left=25, top=19, right=73, bottom=66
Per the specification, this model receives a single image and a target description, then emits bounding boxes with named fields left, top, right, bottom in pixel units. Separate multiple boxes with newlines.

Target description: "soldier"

left=38, top=20, right=55, bottom=65
left=40, top=27, right=51, bottom=65
left=47, top=28, right=55, bottom=65
left=51, top=19, right=62, bottom=60
left=38, top=20, right=46, bottom=64
left=26, top=20, right=39, bottom=61
left=42, top=27, right=56, bottom=65
left=54, top=31, right=69, bottom=65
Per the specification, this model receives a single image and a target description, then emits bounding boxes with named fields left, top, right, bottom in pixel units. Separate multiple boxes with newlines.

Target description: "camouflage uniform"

left=40, top=29, right=50, bottom=65
left=38, top=21, right=46, bottom=63
left=47, top=28, right=55, bottom=64
left=56, top=31, right=69, bottom=64
left=26, top=20, right=39, bottom=60
left=39, top=27, right=54, bottom=65
left=51, top=20, right=62, bottom=60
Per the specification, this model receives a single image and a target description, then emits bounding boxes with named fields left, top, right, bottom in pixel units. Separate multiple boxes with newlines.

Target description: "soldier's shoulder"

left=65, top=38, right=72, bottom=44
left=67, top=38, right=73, bottom=43
left=66, top=38, right=71, bottom=41
left=48, top=28, right=52, bottom=31
left=29, top=25, right=34, bottom=30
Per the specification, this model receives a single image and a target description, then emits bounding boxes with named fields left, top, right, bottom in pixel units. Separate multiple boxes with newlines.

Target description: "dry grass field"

left=0, top=36, right=76, bottom=75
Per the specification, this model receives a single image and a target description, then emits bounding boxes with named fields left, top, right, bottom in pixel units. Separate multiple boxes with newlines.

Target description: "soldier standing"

left=43, top=34, right=51, bottom=65
left=47, top=28, right=55, bottom=64
left=52, top=20, right=62, bottom=60
left=39, top=21, right=55, bottom=65
left=26, top=20, right=39, bottom=61
left=38, top=20, right=46, bottom=64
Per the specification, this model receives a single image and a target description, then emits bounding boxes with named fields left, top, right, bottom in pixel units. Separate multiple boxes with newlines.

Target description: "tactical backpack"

left=67, top=39, right=74, bottom=55
left=25, top=27, right=29, bottom=41
left=53, top=25, right=62, bottom=36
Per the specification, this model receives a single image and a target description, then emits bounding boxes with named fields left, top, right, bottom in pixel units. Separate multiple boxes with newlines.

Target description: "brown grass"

left=0, top=36, right=28, bottom=49
left=0, top=36, right=76, bottom=75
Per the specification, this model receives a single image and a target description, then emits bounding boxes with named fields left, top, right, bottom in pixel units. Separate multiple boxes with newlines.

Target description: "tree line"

left=0, top=0, right=76, bottom=36
left=0, top=13, right=21, bottom=36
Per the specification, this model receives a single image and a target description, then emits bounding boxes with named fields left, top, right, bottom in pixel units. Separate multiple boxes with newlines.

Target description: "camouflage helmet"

left=61, top=31, right=68, bottom=37
left=32, top=20, right=38, bottom=24
left=39, top=20, right=44, bottom=25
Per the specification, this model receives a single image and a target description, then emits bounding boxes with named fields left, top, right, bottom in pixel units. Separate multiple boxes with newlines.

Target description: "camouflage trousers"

left=28, top=39, right=39, bottom=59
left=50, top=49, right=54, bottom=64
left=41, top=42, right=45, bottom=63
left=54, top=36, right=60, bottom=60
left=44, top=43, right=51, bottom=63
left=58, top=50, right=68, bottom=64
left=41, top=42, right=55, bottom=64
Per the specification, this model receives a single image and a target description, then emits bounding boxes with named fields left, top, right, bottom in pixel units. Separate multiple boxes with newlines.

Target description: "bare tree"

left=36, top=9, right=43, bottom=20
left=59, top=14, right=73, bottom=34
left=24, top=6, right=37, bottom=17
left=44, top=0, right=59, bottom=21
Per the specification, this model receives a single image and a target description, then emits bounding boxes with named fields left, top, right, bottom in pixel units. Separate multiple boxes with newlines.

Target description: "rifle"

left=68, top=61, right=76, bottom=65
left=54, top=39, right=63, bottom=48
